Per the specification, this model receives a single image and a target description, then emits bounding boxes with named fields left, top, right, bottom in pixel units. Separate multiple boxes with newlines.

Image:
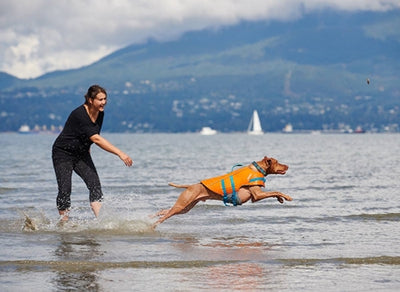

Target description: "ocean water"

left=0, top=132, right=399, bottom=291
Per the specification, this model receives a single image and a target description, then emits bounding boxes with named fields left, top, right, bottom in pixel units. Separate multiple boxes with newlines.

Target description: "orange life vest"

left=201, top=165, right=265, bottom=205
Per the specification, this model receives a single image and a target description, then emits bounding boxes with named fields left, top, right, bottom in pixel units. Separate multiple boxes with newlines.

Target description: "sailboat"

left=247, top=110, right=263, bottom=135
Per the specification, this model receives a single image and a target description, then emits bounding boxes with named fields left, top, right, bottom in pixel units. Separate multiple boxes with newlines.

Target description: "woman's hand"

left=119, top=152, right=133, bottom=167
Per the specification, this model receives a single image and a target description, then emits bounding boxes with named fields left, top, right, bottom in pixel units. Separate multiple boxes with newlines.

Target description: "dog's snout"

left=277, top=163, right=288, bottom=175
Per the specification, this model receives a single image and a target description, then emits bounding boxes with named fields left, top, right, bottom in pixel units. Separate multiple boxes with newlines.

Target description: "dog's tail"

left=168, top=182, right=190, bottom=189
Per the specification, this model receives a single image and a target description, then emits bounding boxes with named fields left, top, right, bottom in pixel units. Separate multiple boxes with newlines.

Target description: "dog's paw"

left=276, top=192, right=292, bottom=203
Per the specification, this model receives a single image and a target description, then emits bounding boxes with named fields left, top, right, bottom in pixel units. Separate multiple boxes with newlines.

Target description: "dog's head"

left=260, top=156, right=288, bottom=175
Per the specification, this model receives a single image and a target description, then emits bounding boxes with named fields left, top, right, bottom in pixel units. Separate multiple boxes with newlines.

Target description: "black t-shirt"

left=53, top=105, right=104, bottom=156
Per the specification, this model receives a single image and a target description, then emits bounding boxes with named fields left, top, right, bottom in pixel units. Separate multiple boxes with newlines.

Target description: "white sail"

left=247, top=110, right=263, bottom=135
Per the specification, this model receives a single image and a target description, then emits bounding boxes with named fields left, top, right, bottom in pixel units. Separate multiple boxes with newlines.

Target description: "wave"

left=2, top=209, right=398, bottom=235
left=0, top=210, right=156, bottom=235
left=278, top=256, right=400, bottom=266
left=230, top=212, right=400, bottom=226
left=0, top=187, right=16, bottom=194
left=299, top=212, right=400, bottom=223
left=0, top=259, right=239, bottom=272
left=344, top=212, right=400, bottom=222
left=297, top=212, right=400, bottom=223
left=2, top=256, right=398, bottom=273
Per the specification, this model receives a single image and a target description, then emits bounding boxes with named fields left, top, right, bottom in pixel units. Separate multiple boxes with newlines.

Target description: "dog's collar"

left=252, top=161, right=267, bottom=176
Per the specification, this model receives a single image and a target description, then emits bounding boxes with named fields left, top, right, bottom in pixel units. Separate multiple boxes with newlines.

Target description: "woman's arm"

left=90, top=134, right=133, bottom=166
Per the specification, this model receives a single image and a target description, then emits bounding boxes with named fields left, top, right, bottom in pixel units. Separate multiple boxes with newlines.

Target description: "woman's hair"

left=84, top=85, right=107, bottom=105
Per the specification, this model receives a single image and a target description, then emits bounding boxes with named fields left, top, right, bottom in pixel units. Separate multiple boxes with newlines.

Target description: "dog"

left=153, top=156, right=292, bottom=227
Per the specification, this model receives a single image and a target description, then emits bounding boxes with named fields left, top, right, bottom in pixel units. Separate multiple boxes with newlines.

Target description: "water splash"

left=10, top=209, right=155, bottom=235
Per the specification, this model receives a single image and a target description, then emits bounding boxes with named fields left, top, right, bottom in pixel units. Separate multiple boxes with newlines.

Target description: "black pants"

left=52, top=150, right=103, bottom=211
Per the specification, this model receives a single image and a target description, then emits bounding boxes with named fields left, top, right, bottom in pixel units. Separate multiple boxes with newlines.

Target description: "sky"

left=1, top=0, right=399, bottom=79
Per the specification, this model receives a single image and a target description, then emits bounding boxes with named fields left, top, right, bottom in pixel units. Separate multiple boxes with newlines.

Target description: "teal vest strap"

left=231, top=163, right=243, bottom=171
left=221, top=180, right=228, bottom=205
left=221, top=175, right=238, bottom=206
left=230, top=175, right=238, bottom=206
left=249, top=177, right=266, bottom=183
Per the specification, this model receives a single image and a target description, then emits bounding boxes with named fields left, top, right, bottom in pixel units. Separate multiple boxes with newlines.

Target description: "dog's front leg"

left=249, top=186, right=292, bottom=203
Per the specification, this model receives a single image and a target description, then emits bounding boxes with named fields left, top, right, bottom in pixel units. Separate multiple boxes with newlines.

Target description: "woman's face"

left=91, top=92, right=107, bottom=112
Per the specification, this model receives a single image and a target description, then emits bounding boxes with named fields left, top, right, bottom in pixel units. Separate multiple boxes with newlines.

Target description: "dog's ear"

left=263, top=156, right=271, bottom=169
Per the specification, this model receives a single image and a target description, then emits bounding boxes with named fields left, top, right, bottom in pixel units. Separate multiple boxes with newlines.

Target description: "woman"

left=52, top=85, right=133, bottom=221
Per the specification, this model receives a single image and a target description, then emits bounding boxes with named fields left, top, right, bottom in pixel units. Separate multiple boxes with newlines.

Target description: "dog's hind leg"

left=153, top=199, right=201, bottom=226
left=153, top=184, right=207, bottom=226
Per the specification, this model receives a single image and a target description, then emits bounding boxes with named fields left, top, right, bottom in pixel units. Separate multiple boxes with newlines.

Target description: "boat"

left=354, top=126, right=365, bottom=134
left=200, top=127, right=217, bottom=135
left=282, top=123, right=293, bottom=133
left=247, top=110, right=263, bottom=135
left=18, top=124, right=31, bottom=134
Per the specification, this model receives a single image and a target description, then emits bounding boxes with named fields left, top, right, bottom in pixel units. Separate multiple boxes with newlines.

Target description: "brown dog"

left=153, top=156, right=292, bottom=227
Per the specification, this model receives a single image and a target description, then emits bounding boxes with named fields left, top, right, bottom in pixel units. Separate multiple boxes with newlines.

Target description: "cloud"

left=1, top=0, right=399, bottom=79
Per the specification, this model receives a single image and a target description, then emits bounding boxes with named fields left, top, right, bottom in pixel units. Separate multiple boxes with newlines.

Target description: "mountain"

left=1, top=10, right=399, bottom=133
left=0, top=72, right=20, bottom=88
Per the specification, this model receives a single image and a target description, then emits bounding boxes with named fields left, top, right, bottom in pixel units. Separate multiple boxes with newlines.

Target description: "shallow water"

left=0, top=133, right=399, bottom=291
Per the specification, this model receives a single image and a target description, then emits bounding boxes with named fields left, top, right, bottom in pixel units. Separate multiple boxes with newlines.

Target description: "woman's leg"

left=74, top=154, right=104, bottom=218
left=90, top=201, right=102, bottom=217
left=52, top=157, right=74, bottom=221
